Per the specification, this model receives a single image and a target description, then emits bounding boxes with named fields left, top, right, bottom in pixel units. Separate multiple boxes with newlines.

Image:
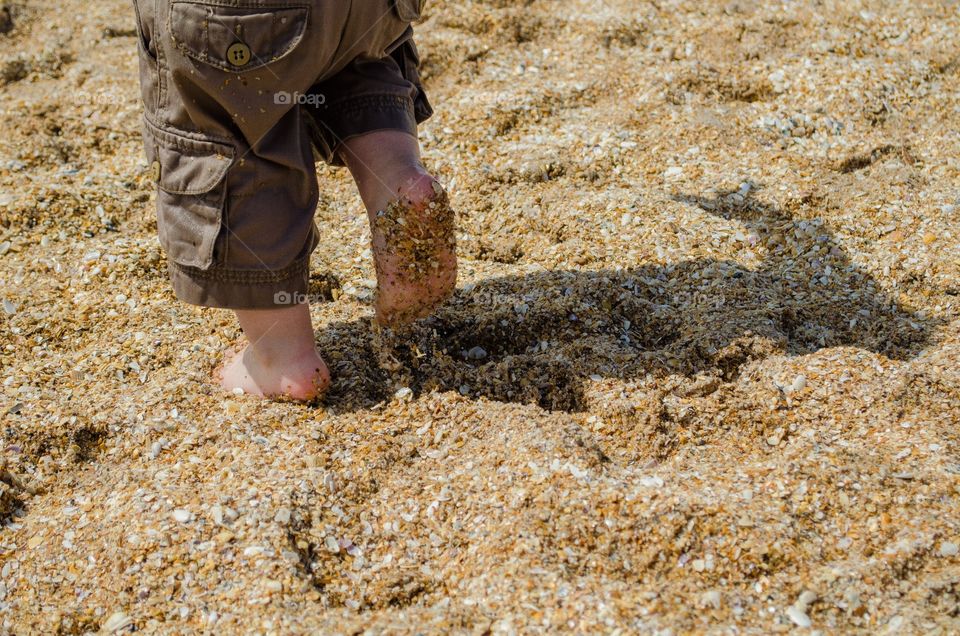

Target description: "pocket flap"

left=170, top=1, right=309, bottom=72
left=143, top=118, right=234, bottom=195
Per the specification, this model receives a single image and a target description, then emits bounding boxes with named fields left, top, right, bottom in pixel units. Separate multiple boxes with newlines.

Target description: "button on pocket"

left=143, top=118, right=234, bottom=270
left=169, top=2, right=309, bottom=73
left=226, top=42, right=252, bottom=67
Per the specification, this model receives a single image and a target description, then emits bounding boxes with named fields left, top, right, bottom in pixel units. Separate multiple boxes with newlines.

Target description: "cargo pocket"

left=393, top=0, right=425, bottom=22
left=169, top=1, right=309, bottom=72
left=143, top=118, right=234, bottom=270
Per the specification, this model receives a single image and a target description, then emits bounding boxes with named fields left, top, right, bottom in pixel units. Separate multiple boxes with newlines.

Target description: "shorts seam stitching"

left=171, top=259, right=309, bottom=284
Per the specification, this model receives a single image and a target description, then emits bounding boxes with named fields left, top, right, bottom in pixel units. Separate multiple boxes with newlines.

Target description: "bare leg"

left=340, top=130, right=457, bottom=327
left=216, top=303, right=330, bottom=401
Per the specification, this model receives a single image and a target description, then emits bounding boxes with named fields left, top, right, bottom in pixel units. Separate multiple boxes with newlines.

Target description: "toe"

left=281, top=360, right=331, bottom=401
left=398, top=173, right=443, bottom=209
left=215, top=345, right=241, bottom=384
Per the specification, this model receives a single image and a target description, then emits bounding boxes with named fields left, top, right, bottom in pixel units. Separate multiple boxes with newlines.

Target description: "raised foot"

left=372, top=177, right=458, bottom=327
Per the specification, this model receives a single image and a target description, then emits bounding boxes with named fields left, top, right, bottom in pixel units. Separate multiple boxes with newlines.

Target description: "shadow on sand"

left=313, top=189, right=943, bottom=413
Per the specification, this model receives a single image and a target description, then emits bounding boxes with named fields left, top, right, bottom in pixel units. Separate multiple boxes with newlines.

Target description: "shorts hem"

left=169, top=259, right=310, bottom=309
left=308, top=94, right=418, bottom=165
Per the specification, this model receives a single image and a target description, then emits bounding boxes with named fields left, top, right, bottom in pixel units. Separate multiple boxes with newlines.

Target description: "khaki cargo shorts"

left=132, top=0, right=433, bottom=308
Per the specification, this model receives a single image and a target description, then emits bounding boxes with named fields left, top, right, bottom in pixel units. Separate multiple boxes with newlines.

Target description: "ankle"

left=247, top=341, right=316, bottom=369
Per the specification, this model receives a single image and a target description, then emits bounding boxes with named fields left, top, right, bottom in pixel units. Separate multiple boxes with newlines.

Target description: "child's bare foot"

left=340, top=130, right=458, bottom=328
left=215, top=304, right=330, bottom=401
left=217, top=344, right=329, bottom=401
left=372, top=175, right=457, bottom=326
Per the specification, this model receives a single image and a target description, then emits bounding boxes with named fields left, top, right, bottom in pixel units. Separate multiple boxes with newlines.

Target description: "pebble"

left=323, top=472, right=338, bottom=494
left=796, top=590, right=818, bottom=609
left=663, top=166, right=684, bottom=178
left=766, top=428, right=785, bottom=446
left=394, top=387, right=413, bottom=401
left=2, top=299, right=15, bottom=315
left=702, top=590, right=721, bottom=610
left=939, top=541, right=958, bottom=557
left=101, top=611, right=133, bottom=633
left=640, top=476, right=664, bottom=488
left=789, top=374, right=808, bottom=393
left=786, top=605, right=812, bottom=628
left=0, top=241, right=10, bottom=256
left=884, top=616, right=905, bottom=634
left=172, top=509, right=193, bottom=523
left=768, top=69, right=788, bottom=93
left=466, top=346, right=488, bottom=360
left=213, top=530, right=236, bottom=545
left=324, top=535, right=340, bottom=553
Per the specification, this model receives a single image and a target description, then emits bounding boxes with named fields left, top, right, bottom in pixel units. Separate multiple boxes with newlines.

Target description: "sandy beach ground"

left=1, top=0, right=959, bottom=633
